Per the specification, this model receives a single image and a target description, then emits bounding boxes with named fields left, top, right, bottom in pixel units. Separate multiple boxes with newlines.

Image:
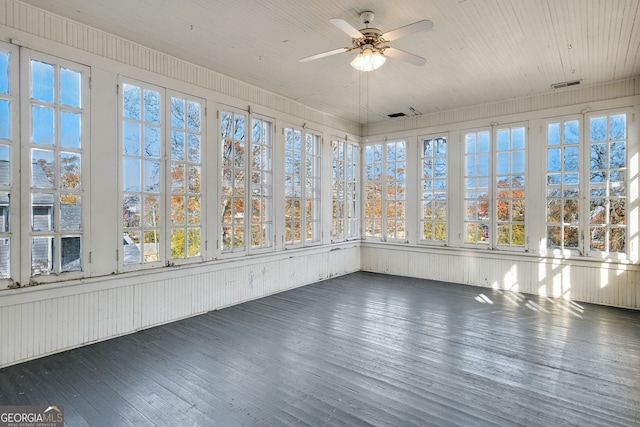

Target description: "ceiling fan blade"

left=329, top=18, right=363, bottom=39
left=384, top=47, right=427, bottom=66
left=299, top=47, right=349, bottom=63
left=382, top=19, right=434, bottom=41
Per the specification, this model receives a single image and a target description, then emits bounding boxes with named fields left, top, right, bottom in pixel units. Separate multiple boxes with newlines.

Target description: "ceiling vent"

left=388, top=112, right=407, bottom=118
left=551, top=79, right=581, bottom=90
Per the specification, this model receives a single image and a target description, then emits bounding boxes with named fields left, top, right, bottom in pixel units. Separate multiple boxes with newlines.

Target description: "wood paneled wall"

left=0, top=245, right=361, bottom=367
left=361, top=243, right=639, bottom=309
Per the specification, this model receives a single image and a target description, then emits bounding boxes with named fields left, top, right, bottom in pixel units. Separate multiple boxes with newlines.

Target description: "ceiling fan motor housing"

left=360, top=11, right=375, bottom=25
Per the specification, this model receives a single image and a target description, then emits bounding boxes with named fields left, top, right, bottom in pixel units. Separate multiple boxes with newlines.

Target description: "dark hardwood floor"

left=1, top=272, right=639, bottom=426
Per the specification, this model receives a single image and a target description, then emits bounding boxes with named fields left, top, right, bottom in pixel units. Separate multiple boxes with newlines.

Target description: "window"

left=546, top=118, right=580, bottom=250
left=364, top=140, right=406, bottom=241
left=122, top=82, right=163, bottom=265
left=464, top=125, right=526, bottom=249
left=220, top=110, right=246, bottom=253
left=547, top=113, right=628, bottom=256
left=284, top=126, right=321, bottom=246
left=588, top=113, right=627, bottom=254
left=464, top=129, right=491, bottom=245
left=0, top=45, right=15, bottom=280
left=496, top=127, right=526, bottom=247
left=27, top=54, right=89, bottom=276
left=420, top=135, right=447, bottom=242
left=332, top=139, right=359, bottom=241
left=122, top=80, right=204, bottom=266
left=221, top=111, right=274, bottom=253
left=250, top=116, right=273, bottom=250
left=169, top=94, right=203, bottom=260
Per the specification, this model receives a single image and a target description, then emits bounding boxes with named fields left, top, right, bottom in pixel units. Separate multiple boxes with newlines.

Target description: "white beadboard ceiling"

left=17, top=0, right=640, bottom=125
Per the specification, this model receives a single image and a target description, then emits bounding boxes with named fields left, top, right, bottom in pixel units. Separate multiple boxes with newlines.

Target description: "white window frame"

left=219, top=107, right=248, bottom=256
left=363, top=139, right=407, bottom=243
left=545, top=115, right=582, bottom=256
left=0, top=42, right=19, bottom=286
left=585, top=110, right=629, bottom=260
left=462, top=123, right=528, bottom=251
left=331, top=138, right=359, bottom=242
left=166, top=89, right=206, bottom=265
left=545, top=110, right=631, bottom=261
left=248, top=113, right=275, bottom=254
left=418, top=133, right=448, bottom=245
left=21, top=50, right=91, bottom=283
left=283, top=125, right=322, bottom=248
left=120, top=77, right=206, bottom=270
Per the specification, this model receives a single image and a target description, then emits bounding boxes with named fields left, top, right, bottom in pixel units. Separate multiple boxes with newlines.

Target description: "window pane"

left=590, top=117, right=607, bottom=142
left=171, top=130, right=185, bottom=160
left=0, top=192, right=9, bottom=232
left=32, top=194, right=54, bottom=231
left=171, top=163, right=185, bottom=193
left=60, top=111, right=81, bottom=148
left=144, top=125, right=160, bottom=158
left=60, top=195, right=81, bottom=230
left=0, top=52, right=8, bottom=94
left=32, top=106, right=54, bottom=145
left=123, top=231, right=141, bottom=265
left=31, top=237, right=53, bottom=275
left=144, top=160, right=160, bottom=192
left=171, top=97, right=185, bottom=129
left=171, top=228, right=185, bottom=258
left=123, top=158, right=140, bottom=191
left=143, top=89, right=161, bottom=124
left=31, top=60, right=54, bottom=102
left=60, top=152, right=81, bottom=190
left=564, top=146, right=579, bottom=170
left=610, top=114, right=626, bottom=140
left=123, top=84, right=141, bottom=120
left=60, top=68, right=81, bottom=107
left=0, top=145, right=9, bottom=186
left=564, top=120, right=579, bottom=143
left=61, top=236, right=81, bottom=271
left=188, top=134, right=201, bottom=163
left=547, top=123, right=560, bottom=145
left=32, top=149, right=55, bottom=188
left=123, top=195, right=141, bottom=228
left=610, top=142, right=625, bottom=168
left=0, top=237, right=9, bottom=278
left=187, top=101, right=201, bottom=132
left=0, top=100, right=9, bottom=139
left=123, top=122, right=141, bottom=155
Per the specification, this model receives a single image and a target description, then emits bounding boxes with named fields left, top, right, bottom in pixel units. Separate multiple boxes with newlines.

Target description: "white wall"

left=361, top=243, right=639, bottom=309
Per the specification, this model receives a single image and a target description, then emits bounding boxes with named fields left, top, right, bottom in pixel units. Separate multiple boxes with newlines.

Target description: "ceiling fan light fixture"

left=350, top=47, right=386, bottom=72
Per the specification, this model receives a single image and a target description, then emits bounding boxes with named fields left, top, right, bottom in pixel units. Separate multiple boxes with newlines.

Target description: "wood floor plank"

left=1, top=271, right=639, bottom=426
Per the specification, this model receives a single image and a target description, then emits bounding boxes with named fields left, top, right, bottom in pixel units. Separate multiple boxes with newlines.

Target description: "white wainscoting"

left=361, top=243, right=639, bottom=310
left=0, top=243, right=360, bottom=368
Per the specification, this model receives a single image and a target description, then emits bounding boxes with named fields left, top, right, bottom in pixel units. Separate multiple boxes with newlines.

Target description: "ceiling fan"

left=300, top=11, right=434, bottom=72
